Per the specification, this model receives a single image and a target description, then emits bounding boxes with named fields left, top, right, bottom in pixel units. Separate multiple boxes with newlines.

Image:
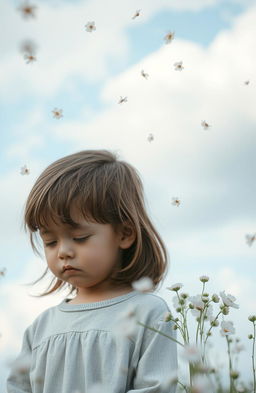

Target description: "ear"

left=118, top=222, right=136, bottom=249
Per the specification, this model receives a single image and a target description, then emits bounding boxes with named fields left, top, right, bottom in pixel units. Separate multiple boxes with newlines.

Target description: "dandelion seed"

left=20, top=39, right=37, bottom=55
left=167, top=283, right=183, bottom=292
left=220, top=320, right=235, bottom=336
left=164, top=31, right=175, bottom=44
left=17, top=1, right=37, bottom=19
left=0, top=268, right=7, bottom=277
left=201, top=120, right=211, bottom=130
left=220, top=291, right=239, bottom=309
left=141, top=69, right=149, bottom=79
left=244, top=80, right=250, bottom=85
left=245, top=233, right=256, bottom=246
left=174, top=61, right=184, bottom=71
left=24, top=53, right=37, bottom=64
left=118, top=96, right=128, bottom=104
left=132, top=9, right=141, bottom=19
left=20, top=165, right=30, bottom=175
left=147, top=133, right=154, bottom=142
left=85, top=21, right=96, bottom=32
left=132, top=276, right=153, bottom=292
left=171, top=197, right=181, bottom=206
left=52, top=108, right=63, bottom=119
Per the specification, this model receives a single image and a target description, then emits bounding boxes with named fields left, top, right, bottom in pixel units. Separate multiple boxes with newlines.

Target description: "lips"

left=63, top=265, right=80, bottom=272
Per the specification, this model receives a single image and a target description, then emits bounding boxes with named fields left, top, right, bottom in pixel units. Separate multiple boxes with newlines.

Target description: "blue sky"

left=1, top=0, right=256, bottom=390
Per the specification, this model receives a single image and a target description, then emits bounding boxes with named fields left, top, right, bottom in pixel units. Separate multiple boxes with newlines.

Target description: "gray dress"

left=6, top=290, right=178, bottom=393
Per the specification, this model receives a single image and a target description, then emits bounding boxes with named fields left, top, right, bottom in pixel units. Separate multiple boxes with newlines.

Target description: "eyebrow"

left=40, top=223, right=91, bottom=235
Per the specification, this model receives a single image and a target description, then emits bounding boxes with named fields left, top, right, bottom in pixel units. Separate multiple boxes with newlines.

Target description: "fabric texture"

left=6, top=290, right=178, bottom=393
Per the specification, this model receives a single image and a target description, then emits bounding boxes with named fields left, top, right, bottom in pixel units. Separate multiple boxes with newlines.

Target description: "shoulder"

left=127, top=291, right=172, bottom=322
left=25, top=304, right=58, bottom=334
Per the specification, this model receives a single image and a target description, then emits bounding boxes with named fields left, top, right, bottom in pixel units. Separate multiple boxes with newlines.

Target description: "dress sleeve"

left=6, top=325, right=33, bottom=393
left=127, top=318, right=178, bottom=393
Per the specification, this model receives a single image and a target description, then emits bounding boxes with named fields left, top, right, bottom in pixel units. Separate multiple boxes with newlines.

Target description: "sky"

left=0, top=0, right=256, bottom=390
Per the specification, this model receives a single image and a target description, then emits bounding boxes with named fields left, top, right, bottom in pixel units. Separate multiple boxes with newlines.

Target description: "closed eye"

left=44, top=236, right=90, bottom=247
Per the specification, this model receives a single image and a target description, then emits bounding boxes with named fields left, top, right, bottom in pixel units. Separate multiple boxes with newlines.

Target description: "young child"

left=6, top=149, right=178, bottom=393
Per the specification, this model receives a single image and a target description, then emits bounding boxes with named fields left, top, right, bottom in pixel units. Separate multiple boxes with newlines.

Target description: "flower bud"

left=248, top=334, right=253, bottom=339
left=176, top=307, right=182, bottom=313
left=230, top=370, right=239, bottom=379
left=189, top=303, right=194, bottom=309
left=222, top=306, right=229, bottom=315
left=248, top=315, right=256, bottom=322
left=181, top=292, right=189, bottom=299
left=163, top=312, right=172, bottom=322
left=200, top=275, right=209, bottom=283
left=212, top=294, right=220, bottom=303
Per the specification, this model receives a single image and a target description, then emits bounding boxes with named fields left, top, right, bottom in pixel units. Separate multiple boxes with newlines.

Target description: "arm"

left=127, top=319, right=178, bottom=393
left=6, top=326, right=33, bottom=393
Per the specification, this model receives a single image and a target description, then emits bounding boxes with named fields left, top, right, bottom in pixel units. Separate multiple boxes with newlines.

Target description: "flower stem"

left=252, top=321, right=256, bottom=393
left=136, top=321, right=184, bottom=347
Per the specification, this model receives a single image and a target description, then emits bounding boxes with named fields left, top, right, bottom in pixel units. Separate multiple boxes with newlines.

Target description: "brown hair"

left=22, top=149, right=170, bottom=297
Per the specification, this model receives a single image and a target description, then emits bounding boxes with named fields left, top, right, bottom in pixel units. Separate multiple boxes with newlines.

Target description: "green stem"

left=136, top=321, right=184, bottom=347
left=252, top=322, right=256, bottom=393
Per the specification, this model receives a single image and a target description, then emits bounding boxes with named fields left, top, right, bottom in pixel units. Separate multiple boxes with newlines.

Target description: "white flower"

left=132, top=277, right=153, bottom=292
left=161, top=370, right=178, bottom=391
left=147, top=133, right=154, bottom=142
left=219, top=291, right=239, bottom=309
left=174, top=61, right=184, bottom=71
left=20, top=165, right=30, bottom=175
left=191, top=374, right=214, bottom=393
left=191, top=304, right=213, bottom=320
left=245, top=233, right=256, bottom=246
left=188, top=295, right=204, bottom=311
left=201, top=120, right=211, bottom=130
left=85, top=21, right=96, bottom=32
left=167, top=283, right=183, bottom=292
left=181, top=344, right=202, bottom=363
left=132, top=9, right=141, bottom=19
left=220, top=320, right=235, bottom=336
left=52, top=108, right=63, bottom=119
left=141, top=69, right=149, bottom=79
left=118, top=96, right=128, bottom=104
left=164, top=31, right=175, bottom=44
left=171, top=197, right=181, bottom=206
left=232, top=343, right=245, bottom=354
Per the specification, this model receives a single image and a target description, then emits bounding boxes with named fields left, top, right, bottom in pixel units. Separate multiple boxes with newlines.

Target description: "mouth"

left=63, top=266, right=81, bottom=273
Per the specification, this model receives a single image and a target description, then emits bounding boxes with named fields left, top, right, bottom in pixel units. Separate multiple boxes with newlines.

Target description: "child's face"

left=38, top=205, right=132, bottom=299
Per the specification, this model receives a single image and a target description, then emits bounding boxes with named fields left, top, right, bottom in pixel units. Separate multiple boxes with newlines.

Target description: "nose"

left=57, top=239, right=75, bottom=260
